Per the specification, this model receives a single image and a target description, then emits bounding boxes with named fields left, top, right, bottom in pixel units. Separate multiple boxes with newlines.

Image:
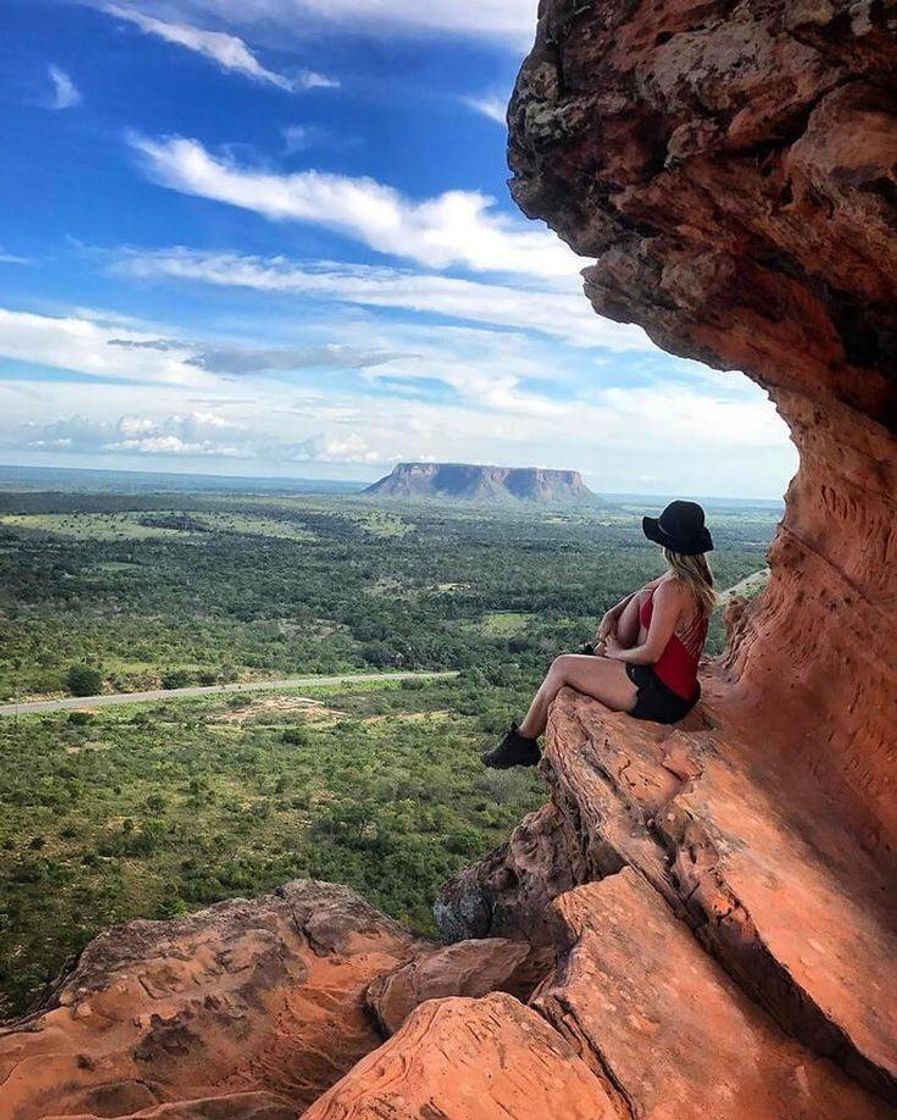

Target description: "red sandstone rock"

left=0, top=883, right=421, bottom=1120
left=508, top=0, right=897, bottom=858
left=435, top=801, right=580, bottom=945
left=533, top=868, right=893, bottom=1120
left=440, top=691, right=897, bottom=1103
left=302, top=992, right=625, bottom=1120
left=365, top=937, right=538, bottom=1036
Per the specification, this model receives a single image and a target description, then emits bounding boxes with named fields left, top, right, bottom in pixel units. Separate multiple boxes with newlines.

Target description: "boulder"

left=302, top=992, right=624, bottom=1120
left=365, top=937, right=539, bottom=1036
left=0, top=882, right=421, bottom=1120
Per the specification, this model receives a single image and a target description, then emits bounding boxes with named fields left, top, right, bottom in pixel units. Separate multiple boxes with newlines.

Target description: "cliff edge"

left=507, top=0, right=897, bottom=856
left=3, top=3, right=896, bottom=1118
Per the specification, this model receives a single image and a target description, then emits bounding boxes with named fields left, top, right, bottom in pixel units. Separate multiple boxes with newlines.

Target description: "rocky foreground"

left=3, top=686, right=895, bottom=1119
left=3, top=1, right=896, bottom=1117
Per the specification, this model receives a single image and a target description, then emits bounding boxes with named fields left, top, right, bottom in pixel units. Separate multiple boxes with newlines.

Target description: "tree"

left=161, top=669, right=192, bottom=690
left=66, top=665, right=103, bottom=697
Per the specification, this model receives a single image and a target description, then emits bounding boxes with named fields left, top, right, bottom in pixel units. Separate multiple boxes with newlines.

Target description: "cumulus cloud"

left=25, top=412, right=248, bottom=457
left=102, top=6, right=337, bottom=91
left=286, top=431, right=383, bottom=464
left=462, top=92, right=508, bottom=125
left=19, top=410, right=388, bottom=467
left=111, top=248, right=650, bottom=350
left=128, top=135, right=577, bottom=278
left=47, top=65, right=82, bottom=109
left=2, top=347, right=795, bottom=490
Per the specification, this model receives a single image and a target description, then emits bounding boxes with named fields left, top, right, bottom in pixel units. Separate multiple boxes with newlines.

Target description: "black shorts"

left=626, top=663, right=698, bottom=724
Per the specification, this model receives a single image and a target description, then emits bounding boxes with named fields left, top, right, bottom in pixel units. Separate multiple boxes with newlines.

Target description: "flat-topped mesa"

left=363, top=461, right=597, bottom=504
left=508, top=1, right=897, bottom=856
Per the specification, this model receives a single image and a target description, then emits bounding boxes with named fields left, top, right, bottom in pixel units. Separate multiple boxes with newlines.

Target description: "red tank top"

left=639, top=588, right=707, bottom=701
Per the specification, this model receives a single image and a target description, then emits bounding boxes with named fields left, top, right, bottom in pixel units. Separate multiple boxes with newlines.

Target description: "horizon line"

left=0, top=461, right=787, bottom=505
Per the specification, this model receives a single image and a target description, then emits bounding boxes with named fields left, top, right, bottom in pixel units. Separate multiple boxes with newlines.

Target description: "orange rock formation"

left=506, top=0, right=897, bottom=858
left=3, top=3, right=896, bottom=1118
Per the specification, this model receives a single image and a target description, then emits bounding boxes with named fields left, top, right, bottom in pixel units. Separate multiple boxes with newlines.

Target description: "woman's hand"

left=596, top=613, right=615, bottom=641
left=603, top=633, right=624, bottom=659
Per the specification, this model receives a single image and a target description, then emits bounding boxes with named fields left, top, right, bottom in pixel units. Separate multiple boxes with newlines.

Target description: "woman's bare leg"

left=518, top=654, right=638, bottom=739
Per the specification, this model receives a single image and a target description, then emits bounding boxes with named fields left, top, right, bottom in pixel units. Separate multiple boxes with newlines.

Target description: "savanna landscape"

left=0, top=474, right=778, bottom=1018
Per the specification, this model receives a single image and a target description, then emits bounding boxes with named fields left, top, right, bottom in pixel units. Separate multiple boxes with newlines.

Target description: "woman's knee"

left=549, top=653, right=575, bottom=680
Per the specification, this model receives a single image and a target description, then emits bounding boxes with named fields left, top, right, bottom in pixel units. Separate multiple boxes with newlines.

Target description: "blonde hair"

left=663, top=548, right=716, bottom=619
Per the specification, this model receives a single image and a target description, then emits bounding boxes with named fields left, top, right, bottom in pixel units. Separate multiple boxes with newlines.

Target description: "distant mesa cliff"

left=364, top=462, right=597, bottom=504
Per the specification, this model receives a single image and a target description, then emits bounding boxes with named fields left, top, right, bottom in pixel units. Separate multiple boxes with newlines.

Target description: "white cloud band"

left=128, top=135, right=577, bottom=278
left=112, top=248, right=651, bottom=351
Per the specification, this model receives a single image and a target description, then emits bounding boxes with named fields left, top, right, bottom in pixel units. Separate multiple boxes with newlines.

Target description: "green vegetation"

left=0, top=491, right=776, bottom=702
left=0, top=485, right=780, bottom=1017
left=0, top=675, right=542, bottom=1017
left=66, top=665, right=104, bottom=697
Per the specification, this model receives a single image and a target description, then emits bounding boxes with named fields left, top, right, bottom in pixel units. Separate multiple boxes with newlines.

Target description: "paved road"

left=0, top=670, right=460, bottom=718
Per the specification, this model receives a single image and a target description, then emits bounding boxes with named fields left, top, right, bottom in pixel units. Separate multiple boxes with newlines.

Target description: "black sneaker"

left=481, top=723, right=540, bottom=769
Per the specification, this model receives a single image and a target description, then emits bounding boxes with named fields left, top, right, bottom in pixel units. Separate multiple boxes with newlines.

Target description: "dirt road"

left=0, top=671, right=460, bottom=718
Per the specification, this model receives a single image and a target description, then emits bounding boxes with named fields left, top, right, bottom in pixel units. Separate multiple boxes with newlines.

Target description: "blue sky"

left=0, top=0, right=796, bottom=497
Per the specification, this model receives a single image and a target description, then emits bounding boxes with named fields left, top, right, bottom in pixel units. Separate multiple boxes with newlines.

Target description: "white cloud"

left=110, top=336, right=411, bottom=374
left=462, top=92, right=508, bottom=125
left=128, top=135, right=577, bottom=278
left=281, top=124, right=314, bottom=154
left=102, top=5, right=337, bottom=91
left=288, top=431, right=383, bottom=464
left=0, top=305, right=419, bottom=390
left=0, top=307, right=203, bottom=384
left=47, top=65, right=82, bottom=110
left=25, top=412, right=248, bottom=457
left=0, top=250, right=33, bottom=265
left=112, top=248, right=651, bottom=350
left=104, top=0, right=538, bottom=47
left=0, top=349, right=796, bottom=493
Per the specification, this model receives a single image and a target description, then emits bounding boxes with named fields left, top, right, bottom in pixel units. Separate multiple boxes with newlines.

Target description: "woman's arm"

left=596, top=590, right=636, bottom=640
left=604, top=579, right=682, bottom=665
left=596, top=576, right=663, bottom=641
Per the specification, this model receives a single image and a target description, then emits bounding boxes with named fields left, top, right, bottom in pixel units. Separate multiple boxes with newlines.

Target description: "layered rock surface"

left=507, top=0, right=897, bottom=856
left=0, top=883, right=422, bottom=1120
left=303, top=993, right=624, bottom=1120
left=439, top=692, right=897, bottom=1109
left=1, top=890, right=547, bottom=1120
left=535, top=868, right=893, bottom=1120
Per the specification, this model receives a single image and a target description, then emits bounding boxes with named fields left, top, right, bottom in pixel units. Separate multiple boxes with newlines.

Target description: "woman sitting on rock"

left=483, top=501, right=715, bottom=769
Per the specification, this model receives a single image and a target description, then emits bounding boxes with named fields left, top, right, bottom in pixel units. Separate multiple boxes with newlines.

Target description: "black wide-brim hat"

left=642, top=500, right=713, bottom=556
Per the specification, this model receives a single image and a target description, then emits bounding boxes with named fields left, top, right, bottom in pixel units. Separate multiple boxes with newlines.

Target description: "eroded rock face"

left=365, top=937, right=539, bottom=1037
left=533, top=868, right=894, bottom=1120
left=302, top=992, right=625, bottom=1120
left=508, top=0, right=897, bottom=856
left=439, top=692, right=897, bottom=1103
left=0, top=882, right=423, bottom=1120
